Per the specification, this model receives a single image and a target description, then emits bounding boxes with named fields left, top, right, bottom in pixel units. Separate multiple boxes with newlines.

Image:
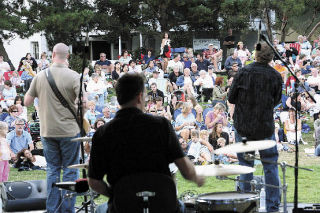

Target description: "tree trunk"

left=280, top=13, right=288, bottom=43
left=264, top=7, right=273, bottom=42
left=307, top=21, right=320, bottom=41
left=159, top=2, right=169, bottom=32
left=0, top=39, right=15, bottom=70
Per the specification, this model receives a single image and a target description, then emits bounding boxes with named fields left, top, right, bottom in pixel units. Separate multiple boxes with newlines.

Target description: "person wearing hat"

left=148, top=69, right=161, bottom=86
left=228, top=42, right=282, bottom=212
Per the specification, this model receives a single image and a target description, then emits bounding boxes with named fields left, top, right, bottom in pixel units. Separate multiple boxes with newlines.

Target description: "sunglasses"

left=12, top=111, right=18, bottom=112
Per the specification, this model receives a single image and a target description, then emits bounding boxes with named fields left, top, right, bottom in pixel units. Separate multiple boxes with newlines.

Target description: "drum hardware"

left=136, top=191, right=155, bottom=213
left=243, top=154, right=313, bottom=213
left=75, top=189, right=99, bottom=213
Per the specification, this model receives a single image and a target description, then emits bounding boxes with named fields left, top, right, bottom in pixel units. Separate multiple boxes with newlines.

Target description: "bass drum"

left=195, top=191, right=259, bottom=213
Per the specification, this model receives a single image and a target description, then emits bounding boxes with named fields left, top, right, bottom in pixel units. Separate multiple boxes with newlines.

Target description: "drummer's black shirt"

left=88, top=107, right=184, bottom=186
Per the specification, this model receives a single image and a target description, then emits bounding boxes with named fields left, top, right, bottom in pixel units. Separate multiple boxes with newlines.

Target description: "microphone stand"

left=76, top=26, right=90, bottom=213
left=243, top=154, right=313, bottom=213
left=260, top=33, right=316, bottom=212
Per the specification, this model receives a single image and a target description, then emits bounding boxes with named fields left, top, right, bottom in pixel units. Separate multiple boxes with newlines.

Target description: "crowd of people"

left=0, top=30, right=320, bottom=212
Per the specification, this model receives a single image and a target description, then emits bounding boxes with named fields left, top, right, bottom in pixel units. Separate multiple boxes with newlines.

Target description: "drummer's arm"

left=88, top=177, right=112, bottom=197
left=175, top=157, right=205, bottom=187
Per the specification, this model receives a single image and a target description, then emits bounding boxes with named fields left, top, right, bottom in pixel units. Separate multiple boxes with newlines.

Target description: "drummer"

left=228, top=42, right=282, bottom=212
left=88, top=74, right=205, bottom=212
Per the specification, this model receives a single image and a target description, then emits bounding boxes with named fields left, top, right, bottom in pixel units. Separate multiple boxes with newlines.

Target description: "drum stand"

left=76, top=189, right=99, bottom=213
left=242, top=154, right=313, bottom=213
left=136, top=191, right=155, bottom=213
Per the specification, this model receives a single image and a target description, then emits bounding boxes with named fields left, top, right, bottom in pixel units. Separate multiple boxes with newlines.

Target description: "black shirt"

left=224, top=35, right=236, bottom=49
left=111, top=70, right=120, bottom=80
left=228, top=62, right=282, bottom=140
left=285, top=47, right=298, bottom=59
left=88, top=107, right=184, bottom=186
left=195, top=59, right=210, bottom=71
left=168, top=72, right=183, bottom=84
left=209, top=132, right=229, bottom=150
left=148, top=89, right=164, bottom=100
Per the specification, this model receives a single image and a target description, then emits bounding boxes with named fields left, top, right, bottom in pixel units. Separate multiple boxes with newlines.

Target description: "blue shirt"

left=6, top=130, right=32, bottom=154
left=95, top=60, right=111, bottom=66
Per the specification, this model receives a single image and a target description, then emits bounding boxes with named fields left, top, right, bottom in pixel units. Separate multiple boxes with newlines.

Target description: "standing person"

left=17, top=53, right=38, bottom=72
left=160, top=32, right=171, bottom=72
left=88, top=74, right=204, bottom=212
left=24, top=43, right=81, bottom=213
left=223, top=28, right=236, bottom=59
left=0, top=122, right=11, bottom=182
left=0, top=54, right=11, bottom=73
left=228, top=42, right=282, bottom=212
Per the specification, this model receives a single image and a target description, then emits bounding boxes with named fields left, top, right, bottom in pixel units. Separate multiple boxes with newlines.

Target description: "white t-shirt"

left=167, top=60, right=183, bottom=73
left=307, top=75, right=320, bottom=87
left=0, top=61, right=10, bottom=72
left=187, top=141, right=202, bottom=160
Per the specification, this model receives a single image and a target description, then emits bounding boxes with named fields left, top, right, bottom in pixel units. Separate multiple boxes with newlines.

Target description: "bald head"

left=53, top=43, right=69, bottom=61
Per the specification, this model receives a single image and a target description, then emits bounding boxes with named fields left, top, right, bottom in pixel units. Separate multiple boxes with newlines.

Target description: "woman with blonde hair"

left=175, top=102, right=196, bottom=134
left=0, top=121, right=11, bottom=182
left=205, top=103, right=227, bottom=129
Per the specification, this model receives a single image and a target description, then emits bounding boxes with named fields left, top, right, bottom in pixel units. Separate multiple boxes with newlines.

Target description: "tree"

left=0, top=0, right=33, bottom=69
left=26, top=0, right=96, bottom=50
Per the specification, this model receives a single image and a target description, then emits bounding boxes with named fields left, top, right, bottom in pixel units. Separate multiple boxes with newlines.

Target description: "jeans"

left=235, top=130, right=280, bottom=212
left=315, top=144, right=320, bottom=156
left=41, top=135, right=80, bottom=213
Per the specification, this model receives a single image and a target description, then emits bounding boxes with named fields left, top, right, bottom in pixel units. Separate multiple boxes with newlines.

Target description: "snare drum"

left=195, top=191, right=259, bottom=213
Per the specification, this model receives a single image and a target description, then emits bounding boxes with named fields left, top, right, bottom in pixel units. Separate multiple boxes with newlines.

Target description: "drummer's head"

left=115, top=73, right=146, bottom=111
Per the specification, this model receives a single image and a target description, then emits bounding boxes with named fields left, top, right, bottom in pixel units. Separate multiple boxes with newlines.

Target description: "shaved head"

left=53, top=43, right=69, bottom=60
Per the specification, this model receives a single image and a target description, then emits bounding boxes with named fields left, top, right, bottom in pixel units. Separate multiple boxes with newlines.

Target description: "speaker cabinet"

left=1, top=180, right=47, bottom=212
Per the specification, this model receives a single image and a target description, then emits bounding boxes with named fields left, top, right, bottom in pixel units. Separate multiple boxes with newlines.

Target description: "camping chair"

left=112, top=173, right=178, bottom=213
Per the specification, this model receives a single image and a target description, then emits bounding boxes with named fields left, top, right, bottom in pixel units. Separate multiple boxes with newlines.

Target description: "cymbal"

left=70, top=137, right=92, bottom=142
left=195, top=164, right=255, bottom=177
left=68, top=163, right=89, bottom=169
left=214, top=140, right=276, bottom=155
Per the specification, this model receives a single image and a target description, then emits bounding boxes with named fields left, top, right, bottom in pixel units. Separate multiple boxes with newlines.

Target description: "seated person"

left=147, top=82, right=164, bottom=100
left=187, top=129, right=211, bottom=164
left=4, top=105, right=20, bottom=132
left=14, top=148, right=38, bottom=170
left=228, top=62, right=239, bottom=79
left=168, top=66, right=183, bottom=92
left=224, top=51, right=242, bottom=72
left=14, top=96, right=27, bottom=121
left=205, top=103, right=228, bottom=130
left=209, top=122, right=230, bottom=150
left=176, top=68, right=196, bottom=97
left=6, top=118, right=34, bottom=160
left=154, top=96, right=166, bottom=116
left=84, top=101, right=101, bottom=128
left=87, top=73, right=106, bottom=107
left=101, top=106, right=114, bottom=123
left=148, top=70, right=161, bottom=86
left=214, top=137, right=237, bottom=163
left=284, top=108, right=303, bottom=145
left=0, top=80, right=17, bottom=110
left=175, top=102, right=196, bottom=135
left=212, top=77, right=227, bottom=106
left=194, top=70, right=214, bottom=102
left=10, top=71, right=22, bottom=88
left=85, top=118, right=106, bottom=158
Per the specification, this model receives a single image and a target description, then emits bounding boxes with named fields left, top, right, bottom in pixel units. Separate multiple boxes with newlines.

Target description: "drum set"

left=182, top=139, right=313, bottom=213
left=57, top=136, right=312, bottom=213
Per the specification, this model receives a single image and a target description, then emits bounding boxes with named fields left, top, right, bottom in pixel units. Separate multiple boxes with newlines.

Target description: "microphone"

left=52, top=178, right=89, bottom=193
left=244, top=153, right=255, bottom=161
